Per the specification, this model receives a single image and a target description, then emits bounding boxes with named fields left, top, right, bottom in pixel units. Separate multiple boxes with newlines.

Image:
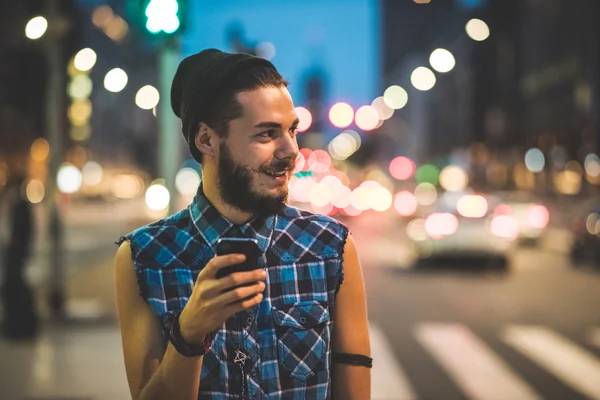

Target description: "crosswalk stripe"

left=415, top=322, right=540, bottom=400
left=502, top=325, right=600, bottom=400
left=369, top=323, right=417, bottom=400
left=588, top=328, right=600, bottom=348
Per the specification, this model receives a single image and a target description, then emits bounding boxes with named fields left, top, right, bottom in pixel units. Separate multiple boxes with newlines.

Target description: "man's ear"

left=194, top=122, right=218, bottom=158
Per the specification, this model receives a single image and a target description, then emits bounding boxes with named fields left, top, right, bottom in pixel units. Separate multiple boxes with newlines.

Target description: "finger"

left=212, top=281, right=266, bottom=306
left=212, top=269, right=267, bottom=293
left=201, top=254, right=246, bottom=279
left=223, top=293, right=264, bottom=315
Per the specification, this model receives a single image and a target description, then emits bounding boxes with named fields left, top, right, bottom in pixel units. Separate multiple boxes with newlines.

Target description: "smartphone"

left=215, top=237, right=261, bottom=280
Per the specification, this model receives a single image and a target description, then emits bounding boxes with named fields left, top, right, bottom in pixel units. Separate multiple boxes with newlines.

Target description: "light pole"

left=157, top=38, right=181, bottom=215
left=38, top=0, right=70, bottom=318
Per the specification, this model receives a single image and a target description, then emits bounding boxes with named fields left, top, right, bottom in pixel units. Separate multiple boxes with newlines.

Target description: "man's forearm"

left=137, top=343, right=203, bottom=400
left=332, top=364, right=371, bottom=400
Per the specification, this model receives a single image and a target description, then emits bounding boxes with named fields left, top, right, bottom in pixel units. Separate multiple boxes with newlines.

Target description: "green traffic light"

left=144, top=0, right=181, bottom=34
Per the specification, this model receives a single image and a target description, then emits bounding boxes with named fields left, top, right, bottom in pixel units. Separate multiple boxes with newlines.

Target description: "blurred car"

left=408, top=193, right=519, bottom=270
left=491, top=191, right=550, bottom=245
left=569, top=201, right=600, bottom=267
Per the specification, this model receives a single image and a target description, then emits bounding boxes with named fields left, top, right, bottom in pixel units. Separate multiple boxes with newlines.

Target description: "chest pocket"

left=272, top=301, right=331, bottom=380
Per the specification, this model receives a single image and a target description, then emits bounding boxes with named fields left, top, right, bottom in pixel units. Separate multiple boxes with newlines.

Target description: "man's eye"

left=259, top=130, right=276, bottom=138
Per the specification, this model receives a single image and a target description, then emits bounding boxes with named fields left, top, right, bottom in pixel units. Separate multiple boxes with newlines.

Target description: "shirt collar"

left=188, top=184, right=275, bottom=254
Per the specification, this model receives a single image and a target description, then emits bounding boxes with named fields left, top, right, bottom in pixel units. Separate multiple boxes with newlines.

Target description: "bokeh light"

left=466, top=18, right=490, bottom=41
left=68, top=75, right=93, bottom=99
left=383, top=85, right=408, bottom=110
left=26, top=180, right=45, bottom=204
left=407, top=218, right=428, bottom=241
left=429, top=48, right=456, bottom=73
left=394, top=191, right=418, bottom=217
left=68, top=99, right=92, bottom=127
left=425, top=213, right=459, bottom=238
left=411, top=67, right=436, bottom=91
left=82, top=161, right=103, bottom=186
left=308, top=150, right=332, bottom=173
left=371, top=97, right=394, bottom=120
left=135, top=85, right=160, bottom=110
left=290, top=177, right=316, bottom=203
left=584, top=153, right=600, bottom=177
left=490, top=215, right=519, bottom=240
left=389, top=156, right=416, bottom=181
left=293, top=152, right=306, bottom=173
left=329, top=103, right=354, bottom=128
left=457, top=194, right=488, bottom=218
left=295, top=107, right=312, bottom=132
left=415, top=164, right=440, bottom=185
left=30, top=138, right=50, bottom=162
left=256, top=42, right=276, bottom=60
left=112, top=175, right=144, bottom=199
left=57, top=163, right=83, bottom=194
left=146, top=183, right=170, bottom=211
left=439, top=165, right=468, bottom=192
left=350, top=187, right=372, bottom=210
left=331, top=185, right=352, bottom=208
left=25, top=16, right=48, bottom=40
left=74, top=48, right=97, bottom=72
left=309, top=183, right=333, bottom=207
left=176, top=168, right=201, bottom=196
left=528, top=204, right=550, bottom=229
left=104, top=68, right=128, bottom=93
left=414, top=183, right=437, bottom=206
left=369, top=187, right=393, bottom=212
left=524, top=148, right=545, bottom=173
left=355, top=105, right=379, bottom=131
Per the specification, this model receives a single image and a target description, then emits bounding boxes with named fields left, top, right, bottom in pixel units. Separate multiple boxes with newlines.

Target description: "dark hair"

left=195, top=66, right=288, bottom=161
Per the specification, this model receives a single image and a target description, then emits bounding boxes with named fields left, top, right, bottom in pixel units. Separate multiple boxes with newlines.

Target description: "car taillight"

left=425, top=213, right=459, bottom=238
left=490, top=215, right=519, bottom=240
left=527, top=204, right=549, bottom=229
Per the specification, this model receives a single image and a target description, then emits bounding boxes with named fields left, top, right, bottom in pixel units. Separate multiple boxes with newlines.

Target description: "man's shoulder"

left=127, top=207, right=193, bottom=239
left=118, top=207, right=203, bottom=268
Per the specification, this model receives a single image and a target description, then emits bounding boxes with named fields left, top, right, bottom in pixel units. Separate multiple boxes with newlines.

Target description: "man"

left=1, top=172, right=38, bottom=339
left=115, top=49, right=371, bottom=400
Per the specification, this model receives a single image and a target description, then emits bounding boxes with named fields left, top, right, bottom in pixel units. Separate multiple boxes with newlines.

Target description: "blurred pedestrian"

left=115, top=49, right=371, bottom=399
left=0, top=172, right=38, bottom=339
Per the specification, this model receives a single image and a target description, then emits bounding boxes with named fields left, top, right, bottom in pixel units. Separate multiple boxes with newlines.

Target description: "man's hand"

left=178, top=254, right=267, bottom=344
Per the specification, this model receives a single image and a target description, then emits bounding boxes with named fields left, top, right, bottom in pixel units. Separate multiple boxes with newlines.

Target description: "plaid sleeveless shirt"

left=117, top=186, right=348, bottom=399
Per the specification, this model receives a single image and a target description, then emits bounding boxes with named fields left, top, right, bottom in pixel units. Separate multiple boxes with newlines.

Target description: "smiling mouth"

left=263, top=170, right=287, bottom=178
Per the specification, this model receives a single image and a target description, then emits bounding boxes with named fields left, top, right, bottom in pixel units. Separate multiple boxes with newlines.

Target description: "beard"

left=217, top=141, right=293, bottom=216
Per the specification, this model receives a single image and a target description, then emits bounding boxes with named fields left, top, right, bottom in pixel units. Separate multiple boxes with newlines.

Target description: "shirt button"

left=299, top=317, right=307, bottom=324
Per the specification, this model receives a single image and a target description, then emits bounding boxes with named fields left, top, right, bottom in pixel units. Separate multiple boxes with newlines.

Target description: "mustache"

left=259, top=158, right=296, bottom=174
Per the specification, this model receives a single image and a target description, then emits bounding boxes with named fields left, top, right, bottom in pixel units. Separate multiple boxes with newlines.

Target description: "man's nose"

left=275, top=132, right=299, bottom=163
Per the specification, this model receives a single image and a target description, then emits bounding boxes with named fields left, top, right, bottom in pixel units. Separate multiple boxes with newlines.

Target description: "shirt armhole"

left=334, top=224, right=350, bottom=296
left=115, top=235, right=149, bottom=305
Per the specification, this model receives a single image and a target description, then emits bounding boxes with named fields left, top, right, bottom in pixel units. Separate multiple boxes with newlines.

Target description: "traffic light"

left=127, top=0, right=187, bottom=37
left=145, top=0, right=180, bottom=34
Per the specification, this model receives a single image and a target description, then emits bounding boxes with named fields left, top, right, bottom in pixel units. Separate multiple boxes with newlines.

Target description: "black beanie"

left=170, top=48, right=278, bottom=162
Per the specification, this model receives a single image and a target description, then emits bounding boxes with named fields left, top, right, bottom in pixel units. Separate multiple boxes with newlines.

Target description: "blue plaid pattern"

left=117, top=185, right=348, bottom=399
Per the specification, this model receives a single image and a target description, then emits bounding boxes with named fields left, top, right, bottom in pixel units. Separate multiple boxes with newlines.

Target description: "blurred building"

left=380, top=0, right=599, bottom=170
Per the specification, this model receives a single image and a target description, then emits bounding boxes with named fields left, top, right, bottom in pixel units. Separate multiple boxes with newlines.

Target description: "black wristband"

left=332, top=352, right=373, bottom=368
left=162, top=311, right=213, bottom=358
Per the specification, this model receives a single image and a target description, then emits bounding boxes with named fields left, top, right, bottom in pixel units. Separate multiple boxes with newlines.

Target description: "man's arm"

left=331, top=234, right=371, bottom=400
left=115, top=241, right=204, bottom=400
left=115, top=240, right=267, bottom=400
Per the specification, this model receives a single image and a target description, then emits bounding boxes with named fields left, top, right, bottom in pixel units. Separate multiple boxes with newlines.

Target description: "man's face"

left=216, top=86, right=299, bottom=215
